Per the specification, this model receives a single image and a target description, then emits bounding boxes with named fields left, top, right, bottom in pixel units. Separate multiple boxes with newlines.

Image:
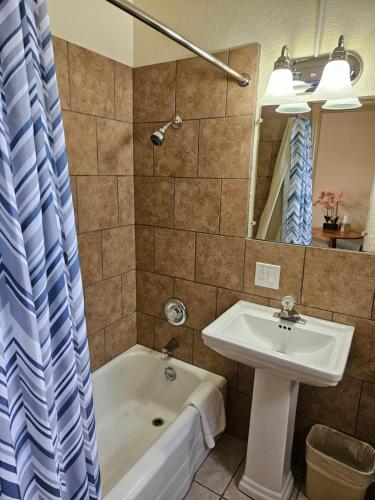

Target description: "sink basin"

left=202, top=300, right=354, bottom=387
left=202, top=300, right=354, bottom=500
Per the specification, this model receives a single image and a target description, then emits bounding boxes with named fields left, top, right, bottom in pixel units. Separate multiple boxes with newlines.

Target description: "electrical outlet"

left=255, top=262, right=281, bottom=289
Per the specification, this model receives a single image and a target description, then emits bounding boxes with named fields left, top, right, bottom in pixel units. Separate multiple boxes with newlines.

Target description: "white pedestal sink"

left=202, top=301, right=354, bottom=500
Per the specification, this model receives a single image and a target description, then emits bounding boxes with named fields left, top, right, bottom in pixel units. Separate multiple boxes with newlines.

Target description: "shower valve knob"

left=164, top=299, right=187, bottom=326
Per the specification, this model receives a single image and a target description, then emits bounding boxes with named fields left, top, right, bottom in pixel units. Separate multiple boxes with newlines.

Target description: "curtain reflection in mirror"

left=257, top=117, right=313, bottom=245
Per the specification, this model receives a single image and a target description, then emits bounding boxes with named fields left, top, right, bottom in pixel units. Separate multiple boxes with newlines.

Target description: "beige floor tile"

left=195, top=441, right=243, bottom=494
left=222, top=462, right=251, bottom=500
left=184, top=481, right=220, bottom=499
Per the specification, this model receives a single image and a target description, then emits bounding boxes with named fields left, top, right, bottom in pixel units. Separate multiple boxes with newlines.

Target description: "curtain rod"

left=105, top=0, right=251, bottom=87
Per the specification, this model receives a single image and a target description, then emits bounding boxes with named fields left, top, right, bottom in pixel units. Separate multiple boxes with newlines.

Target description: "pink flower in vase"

left=313, top=190, right=344, bottom=225
left=333, top=190, right=343, bottom=203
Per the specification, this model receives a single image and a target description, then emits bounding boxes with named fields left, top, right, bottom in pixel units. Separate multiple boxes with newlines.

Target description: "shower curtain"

left=281, top=117, right=313, bottom=245
left=257, top=117, right=313, bottom=245
left=0, top=2, right=101, bottom=499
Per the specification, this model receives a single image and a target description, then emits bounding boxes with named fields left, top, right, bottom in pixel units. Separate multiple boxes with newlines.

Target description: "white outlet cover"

left=255, top=262, right=280, bottom=290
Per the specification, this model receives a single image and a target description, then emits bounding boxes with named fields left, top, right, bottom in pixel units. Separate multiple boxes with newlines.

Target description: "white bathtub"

left=92, top=344, right=226, bottom=500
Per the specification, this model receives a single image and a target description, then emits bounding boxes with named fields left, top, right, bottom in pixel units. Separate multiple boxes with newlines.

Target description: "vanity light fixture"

left=292, top=68, right=312, bottom=94
left=312, top=35, right=362, bottom=109
left=262, top=46, right=311, bottom=114
left=263, top=36, right=363, bottom=113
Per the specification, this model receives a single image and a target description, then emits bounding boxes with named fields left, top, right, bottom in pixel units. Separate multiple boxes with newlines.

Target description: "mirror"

left=250, top=99, right=375, bottom=252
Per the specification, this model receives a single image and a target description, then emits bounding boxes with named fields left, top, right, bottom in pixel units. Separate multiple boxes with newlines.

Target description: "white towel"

left=184, top=382, right=226, bottom=449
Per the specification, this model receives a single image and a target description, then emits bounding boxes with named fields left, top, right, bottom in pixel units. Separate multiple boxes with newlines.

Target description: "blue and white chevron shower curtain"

left=281, top=117, right=313, bottom=245
left=0, top=1, right=101, bottom=498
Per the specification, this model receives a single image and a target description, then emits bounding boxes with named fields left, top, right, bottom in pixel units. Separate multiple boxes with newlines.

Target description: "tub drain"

left=152, top=417, right=164, bottom=427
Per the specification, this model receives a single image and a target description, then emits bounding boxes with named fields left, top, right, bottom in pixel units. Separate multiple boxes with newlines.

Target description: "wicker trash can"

left=306, top=425, right=375, bottom=500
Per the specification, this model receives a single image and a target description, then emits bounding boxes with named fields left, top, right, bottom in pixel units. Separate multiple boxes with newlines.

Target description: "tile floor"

left=184, top=433, right=306, bottom=500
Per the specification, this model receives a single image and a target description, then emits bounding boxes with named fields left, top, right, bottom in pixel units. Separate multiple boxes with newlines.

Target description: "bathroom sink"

left=202, top=300, right=354, bottom=387
left=203, top=300, right=354, bottom=500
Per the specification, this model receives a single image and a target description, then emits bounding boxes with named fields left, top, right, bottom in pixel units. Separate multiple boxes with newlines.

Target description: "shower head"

left=150, top=116, right=182, bottom=146
left=150, top=130, right=165, bottom=146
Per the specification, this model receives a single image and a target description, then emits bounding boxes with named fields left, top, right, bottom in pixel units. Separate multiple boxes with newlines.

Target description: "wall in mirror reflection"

left=252, top=100, right=375, bottom=253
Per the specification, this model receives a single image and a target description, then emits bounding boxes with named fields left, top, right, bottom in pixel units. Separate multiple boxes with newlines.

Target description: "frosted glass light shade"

left=313, top=59, right=358, bottom=100
left=262, top=68, right=295, bottom=105
left=276, top=101, right=311, bottom=114
left=292, top=79, right=312, bottom=94
left=322, top=97, right=362, bottom=110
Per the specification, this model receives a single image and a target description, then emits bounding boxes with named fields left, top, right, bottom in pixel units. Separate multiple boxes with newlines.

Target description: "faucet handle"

left=281, top=296, right=295, bottom=312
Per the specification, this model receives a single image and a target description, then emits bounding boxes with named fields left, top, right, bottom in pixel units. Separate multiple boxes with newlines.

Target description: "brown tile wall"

left=133, top=46, right=375, bottom=467
left=56, top=36, right=375, bottom=468
left=53, top=36, right=136, bottom=370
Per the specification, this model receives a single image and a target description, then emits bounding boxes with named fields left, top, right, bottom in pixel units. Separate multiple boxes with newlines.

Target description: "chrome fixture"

left=150, top=116, right=182, bottom=146
left=164, top=298, right=187, bottom=326
left=160, top=337, right=180, bottom=359
left=164, top=366, right=177, bottom=381
left=273, top=296, right=306, bottom=324
left=291, top=49, right=362, bottom=93
left=262, top=36, right=363, bottom=113
left=273, top=45, right=291, bottom=70
left=312, top=35, right=362, bottom=109
left=330, top=34, right=347, bottom=61
left=105, top=0, right=250, bottom=86
left=262, top=46, right=311, bottom=114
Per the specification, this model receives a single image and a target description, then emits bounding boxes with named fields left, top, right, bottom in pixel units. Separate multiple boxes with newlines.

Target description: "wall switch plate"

left=255, top=262, right=281, bottom=290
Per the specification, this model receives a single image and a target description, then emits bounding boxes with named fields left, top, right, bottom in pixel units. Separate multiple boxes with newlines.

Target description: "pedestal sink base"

left=239, top=369, right=299, bottom=500
left=239, top=471, right=294, bottom=500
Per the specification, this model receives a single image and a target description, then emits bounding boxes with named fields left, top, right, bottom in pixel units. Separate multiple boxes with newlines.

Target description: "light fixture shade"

left=313, top=59, right=358, bottom=100
left=276, top=101, right=311, bottom=114
left=322, top=97, right=362, bottom=110
left=262, top=68, right=295, bottom=105
left=292, top=80, right=312, bottom=94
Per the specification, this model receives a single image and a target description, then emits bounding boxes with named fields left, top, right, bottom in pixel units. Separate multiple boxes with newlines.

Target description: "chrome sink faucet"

left=273, top=296, right=306, bottom=324
left=160, top=337, right=179, bottom=359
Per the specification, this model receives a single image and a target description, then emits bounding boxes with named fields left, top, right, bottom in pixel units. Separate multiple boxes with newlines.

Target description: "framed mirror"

left=249, top=98, right=375, bottom=252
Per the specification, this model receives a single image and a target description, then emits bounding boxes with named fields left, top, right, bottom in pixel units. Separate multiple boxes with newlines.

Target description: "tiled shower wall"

left=54, top=36, right=375, bottom=463
left=53, top=37, right=137, bottom=368
left=132, top=47, right=375, bottom=460
left=132, top=43, right=260, bottom=436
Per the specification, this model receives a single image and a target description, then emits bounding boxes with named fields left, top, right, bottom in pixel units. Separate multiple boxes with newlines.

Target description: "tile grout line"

left=136, top=266, right=373, bottom=327
left=193, top=479, right=225, bottom=498
left=221, top=455, right=246, bottom=499
left=354, top=380, right=364, bottom=436
left=66, top=41, right=73, bottom=110
left=132, top=113, right=254, bottom=125
left=218, top=178, right=223, bottom=235
left=194, top=232, right=198, bottom=282
left=197, top=119, right=201, bottom=177
left=299, top=246, right=307, bottom=304
left=113, top=60, right=116, bottom=119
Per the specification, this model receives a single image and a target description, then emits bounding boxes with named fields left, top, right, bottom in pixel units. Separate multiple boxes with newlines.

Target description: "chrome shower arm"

left=105, top=0, right=251, bottom=87
left=159, top=120, right=173, bottom=134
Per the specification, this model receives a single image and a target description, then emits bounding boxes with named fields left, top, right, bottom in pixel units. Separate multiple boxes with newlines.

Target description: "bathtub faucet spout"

left=160, top=337, right=179, bottom=359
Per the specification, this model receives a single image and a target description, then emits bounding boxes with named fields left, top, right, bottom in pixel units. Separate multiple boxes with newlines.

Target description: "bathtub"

left=92, top=344, right=226, bottom=500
